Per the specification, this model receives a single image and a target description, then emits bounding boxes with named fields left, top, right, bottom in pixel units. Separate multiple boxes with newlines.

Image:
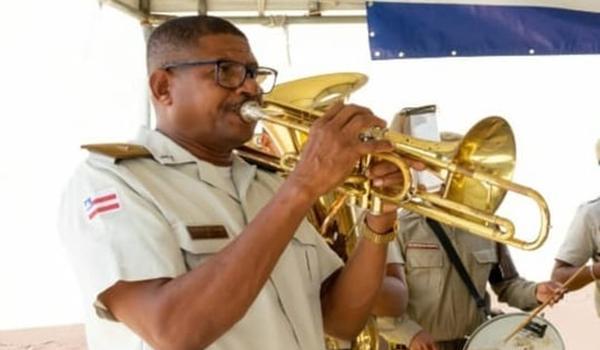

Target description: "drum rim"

left=463, top=312, right=565, bottom=349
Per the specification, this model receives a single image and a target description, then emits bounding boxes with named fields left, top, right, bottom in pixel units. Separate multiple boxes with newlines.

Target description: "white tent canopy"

left=100, top=0, right=367, bottom=24
left=3, top=3, right=600, bottom=349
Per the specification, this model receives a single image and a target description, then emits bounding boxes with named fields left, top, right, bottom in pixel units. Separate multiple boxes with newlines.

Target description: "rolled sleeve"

left=491, top=277, right=539, bottom=311
left=556, top=204, right=596, bottom=266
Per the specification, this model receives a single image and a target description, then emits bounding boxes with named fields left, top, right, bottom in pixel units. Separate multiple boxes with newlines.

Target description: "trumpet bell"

left=445, top=116, right=516, bottom=215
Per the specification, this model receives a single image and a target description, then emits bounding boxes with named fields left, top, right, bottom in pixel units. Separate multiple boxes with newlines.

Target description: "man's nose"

left=236, top=74, right=261, bottom=96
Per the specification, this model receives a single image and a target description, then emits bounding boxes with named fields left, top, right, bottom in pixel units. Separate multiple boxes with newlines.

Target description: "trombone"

left=240, top=99, right=550, bottom=251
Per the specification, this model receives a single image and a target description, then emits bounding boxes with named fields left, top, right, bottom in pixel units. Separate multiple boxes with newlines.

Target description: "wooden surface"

left=0, top=324, right=86, bottom=350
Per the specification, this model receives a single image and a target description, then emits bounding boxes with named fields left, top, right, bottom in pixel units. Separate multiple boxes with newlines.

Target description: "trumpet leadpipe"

left=240, top=100, right=312, bottom=133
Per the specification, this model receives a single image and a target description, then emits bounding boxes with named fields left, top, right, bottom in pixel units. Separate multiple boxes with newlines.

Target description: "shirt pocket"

left=405, top=244, right=444, bottom=294
left=172, top=221, right=234, bottom=269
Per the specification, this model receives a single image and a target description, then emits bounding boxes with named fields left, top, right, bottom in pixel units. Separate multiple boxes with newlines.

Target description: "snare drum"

left=463, top=312, right=564, bottom=350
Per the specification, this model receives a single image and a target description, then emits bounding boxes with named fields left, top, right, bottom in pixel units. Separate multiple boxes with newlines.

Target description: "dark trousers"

left=392, top=338, right=466, bottom=350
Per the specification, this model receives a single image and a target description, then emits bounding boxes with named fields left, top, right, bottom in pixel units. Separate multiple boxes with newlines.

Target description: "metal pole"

left=100, top=1, right=364, bottom=25
left=139, top=0, right=153, bottom=128
left=102, top=0, right=173, bottom=24
left=225, top=15, right=365, bottom=25
left=141, top=21, right=154, bottom=128
left=197, top=0, right=207, bottom=15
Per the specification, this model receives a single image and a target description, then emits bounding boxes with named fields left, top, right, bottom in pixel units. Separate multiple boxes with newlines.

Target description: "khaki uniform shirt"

left=378, top=211, right=538, bottom=346
left=59, top=128, right=344, bottom=350
left=556, top=198, right=600, bottom=316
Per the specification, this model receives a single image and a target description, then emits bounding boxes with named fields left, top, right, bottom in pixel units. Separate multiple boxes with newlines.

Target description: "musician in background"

left=552, top=139, right=600, bottom=317
left=59, top=15, right=408, bottom=350
left=377, top=110, right=562, bottom=350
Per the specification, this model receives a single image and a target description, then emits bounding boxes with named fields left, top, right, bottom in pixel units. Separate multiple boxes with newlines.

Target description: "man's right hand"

left=409, top=330, right=438, bottom=350
left=535, top=280, right=566, bottom=305
left=287, top=102, right=394, bottom=199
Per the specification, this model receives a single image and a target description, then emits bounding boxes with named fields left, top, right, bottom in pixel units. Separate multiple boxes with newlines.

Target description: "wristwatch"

left=361, top=221, right=397, bottom=244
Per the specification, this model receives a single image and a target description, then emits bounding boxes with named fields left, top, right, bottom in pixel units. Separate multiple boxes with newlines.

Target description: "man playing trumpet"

left=59, top=15, right=409, bottom=350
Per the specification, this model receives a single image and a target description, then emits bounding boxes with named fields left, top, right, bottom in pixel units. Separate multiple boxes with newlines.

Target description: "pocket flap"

left=473, top=248, right=498, bottom=264
left=173, top=221, right=233, bottom=254
left=183, top=237, right=232, bottom=254
left=406, top=249, right=443, bottom=268
left=292, top=220, right=319, bottom=246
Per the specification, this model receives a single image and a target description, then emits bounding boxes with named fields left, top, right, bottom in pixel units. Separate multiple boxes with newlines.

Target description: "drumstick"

left=503, top=264, right=588, bottom=343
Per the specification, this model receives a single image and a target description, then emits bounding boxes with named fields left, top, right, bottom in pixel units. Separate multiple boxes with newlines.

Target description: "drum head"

left=463, top=312, right=564, bottom=350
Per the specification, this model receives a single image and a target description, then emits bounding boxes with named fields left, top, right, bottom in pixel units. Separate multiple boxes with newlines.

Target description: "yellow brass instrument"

left=239, top=74, right=550, bottom=251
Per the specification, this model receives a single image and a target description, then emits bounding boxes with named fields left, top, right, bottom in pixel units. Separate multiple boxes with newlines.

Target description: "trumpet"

left=240, top=99, right=550, bottom=251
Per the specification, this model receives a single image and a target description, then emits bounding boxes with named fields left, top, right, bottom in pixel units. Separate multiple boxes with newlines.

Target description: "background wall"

left=2, top=0, right=599, bottom=348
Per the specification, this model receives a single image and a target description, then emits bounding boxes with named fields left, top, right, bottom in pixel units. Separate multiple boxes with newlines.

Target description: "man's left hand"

left=365, top=158, right=423, bottom=232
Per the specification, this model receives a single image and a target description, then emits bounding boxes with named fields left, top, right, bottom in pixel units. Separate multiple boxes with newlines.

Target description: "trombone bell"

left=444, top=116, right=515, bottom=215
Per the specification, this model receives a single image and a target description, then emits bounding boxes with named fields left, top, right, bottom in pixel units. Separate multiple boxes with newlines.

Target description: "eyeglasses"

left=161, top=59, right=278, bottom=94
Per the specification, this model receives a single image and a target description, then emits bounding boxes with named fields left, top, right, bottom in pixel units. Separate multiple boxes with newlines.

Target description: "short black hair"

left=147, top=15, right=247, bottom=72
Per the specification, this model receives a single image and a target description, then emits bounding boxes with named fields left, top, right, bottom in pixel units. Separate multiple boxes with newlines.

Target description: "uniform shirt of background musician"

left=552, top=139, right=600, bottom=316
left=378, top=212, right=540, bottom=350
left=553, top=200, right=600, bottom=316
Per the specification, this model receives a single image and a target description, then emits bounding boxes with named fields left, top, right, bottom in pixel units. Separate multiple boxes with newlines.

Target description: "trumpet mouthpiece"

left=240, top=101, right=264, bottom=123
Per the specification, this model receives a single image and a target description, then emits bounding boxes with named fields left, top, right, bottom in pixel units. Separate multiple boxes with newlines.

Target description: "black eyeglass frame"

left=161, top=59, right=278, bottom=93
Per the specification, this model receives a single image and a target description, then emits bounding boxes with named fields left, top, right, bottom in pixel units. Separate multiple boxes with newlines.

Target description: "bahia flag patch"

left=84, top=190, right=121, bottom=220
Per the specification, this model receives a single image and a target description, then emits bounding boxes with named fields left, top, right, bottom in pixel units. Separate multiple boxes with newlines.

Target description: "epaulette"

left=81, top=143, right=153, bottom=161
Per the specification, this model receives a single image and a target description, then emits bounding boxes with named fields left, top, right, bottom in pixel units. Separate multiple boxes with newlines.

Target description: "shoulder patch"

left=84, top=189, right=121, bottom=220
left=81, top=143, right=152, bottom=161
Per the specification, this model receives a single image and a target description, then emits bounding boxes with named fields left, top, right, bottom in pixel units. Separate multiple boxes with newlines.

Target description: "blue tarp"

left=367, top=1, right=600, bottom=59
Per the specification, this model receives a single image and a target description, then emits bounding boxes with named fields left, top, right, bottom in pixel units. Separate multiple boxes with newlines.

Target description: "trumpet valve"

left=359, top=126, right=387, bottom=142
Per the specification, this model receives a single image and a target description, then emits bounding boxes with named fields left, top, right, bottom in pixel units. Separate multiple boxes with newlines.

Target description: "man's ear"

left=149, top=69, right=172, bottom=106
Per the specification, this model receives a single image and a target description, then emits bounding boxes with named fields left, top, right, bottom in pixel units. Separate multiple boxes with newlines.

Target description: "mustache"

left=228, top=97, right=261, bottom=113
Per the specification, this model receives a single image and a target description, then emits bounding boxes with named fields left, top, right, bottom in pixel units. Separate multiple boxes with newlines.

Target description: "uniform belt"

left=437, top=338, right=467, bottom=350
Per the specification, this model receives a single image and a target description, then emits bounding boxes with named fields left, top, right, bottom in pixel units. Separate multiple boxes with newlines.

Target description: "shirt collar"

left=134, top=127, right=258, bottom=198
left=134, top=127, right=197, bottom=165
